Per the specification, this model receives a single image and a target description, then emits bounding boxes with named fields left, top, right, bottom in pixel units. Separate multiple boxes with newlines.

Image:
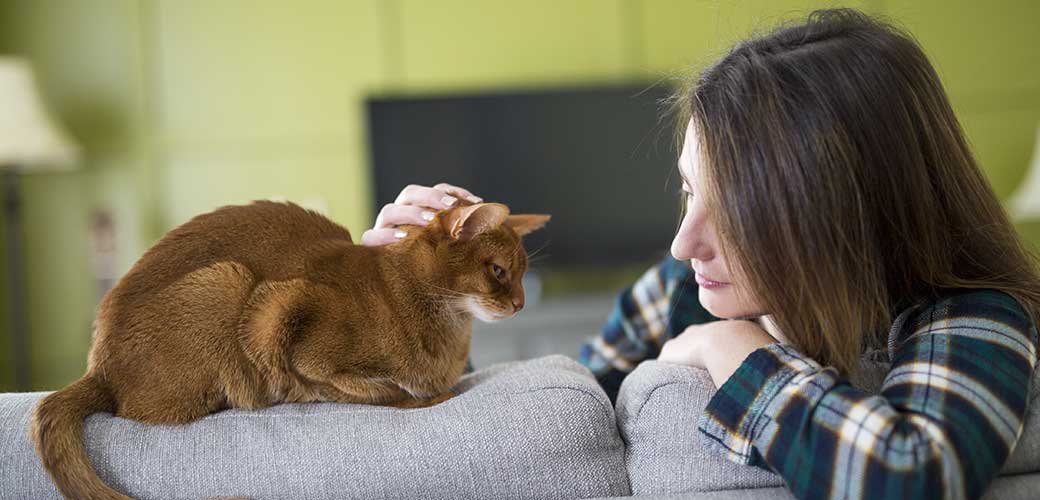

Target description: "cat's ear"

left=503, top=214, right=551, bottom=237
left=445, top=203, right=510, bottom=240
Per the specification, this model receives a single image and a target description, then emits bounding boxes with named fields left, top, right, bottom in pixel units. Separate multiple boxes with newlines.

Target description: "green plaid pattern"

left=578, top=253, right=718, bottom=403
left=578, top=254, right=1038, bottom=499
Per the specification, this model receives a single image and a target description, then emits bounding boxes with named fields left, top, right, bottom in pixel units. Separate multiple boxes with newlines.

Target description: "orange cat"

left=30, top=199, right=549, bottom=500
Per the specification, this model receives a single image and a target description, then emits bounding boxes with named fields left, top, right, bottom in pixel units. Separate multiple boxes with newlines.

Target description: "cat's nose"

left=512, top=296, right=524, bottom=311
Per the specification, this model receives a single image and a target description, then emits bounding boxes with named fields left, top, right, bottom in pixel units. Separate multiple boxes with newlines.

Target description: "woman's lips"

left=694, top=273, right=730, bottom=289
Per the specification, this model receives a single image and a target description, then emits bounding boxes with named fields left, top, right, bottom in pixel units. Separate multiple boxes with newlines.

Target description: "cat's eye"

left=490, top=263, right=506, bottom=280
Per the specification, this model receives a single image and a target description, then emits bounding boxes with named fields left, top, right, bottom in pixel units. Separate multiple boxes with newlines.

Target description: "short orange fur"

left=29, top=199, right=550, bottom=500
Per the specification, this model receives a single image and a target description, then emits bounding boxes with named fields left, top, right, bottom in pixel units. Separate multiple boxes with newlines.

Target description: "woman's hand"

left=361, top=183, right=483, bottom=246
left=659, top=319, right=779, bottom=388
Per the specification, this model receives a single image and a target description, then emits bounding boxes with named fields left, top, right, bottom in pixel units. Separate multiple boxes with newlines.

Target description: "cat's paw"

left=389, top=392, right=454, bottom=409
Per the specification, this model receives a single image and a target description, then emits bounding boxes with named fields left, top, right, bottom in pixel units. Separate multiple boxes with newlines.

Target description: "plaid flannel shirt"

left=578, top=254, right=1039, bottom=500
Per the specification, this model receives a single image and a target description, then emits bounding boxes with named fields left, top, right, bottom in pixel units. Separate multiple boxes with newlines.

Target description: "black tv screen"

left=366, top=83, right=681, bottom=270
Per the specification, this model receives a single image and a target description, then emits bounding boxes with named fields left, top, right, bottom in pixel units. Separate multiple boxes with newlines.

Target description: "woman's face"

left=671, top=120, right=765, bottom=319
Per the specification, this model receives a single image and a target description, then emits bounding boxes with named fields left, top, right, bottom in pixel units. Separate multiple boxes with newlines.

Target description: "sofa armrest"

left=615, top=360, right=784, bottom=495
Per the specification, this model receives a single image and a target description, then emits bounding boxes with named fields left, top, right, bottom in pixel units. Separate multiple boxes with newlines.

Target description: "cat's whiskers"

left=437, top=296, right=475, bottom=325
left=447, top=298, right=471, bottom=317
left=423, top=291, right=470, bottom=304
left=422, top=288, right=465, bottom=297
left=420, top=281, right=472, bottom=299
left=528, top=254, right=550, bottom=265
left=525, top=240, right=550, bottom=261
left=417, top=280, right=482, bottom=321
left=412, top=284, right=472, bottom=324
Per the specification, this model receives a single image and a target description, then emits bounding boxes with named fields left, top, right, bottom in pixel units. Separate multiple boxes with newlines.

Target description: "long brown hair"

left=668, top=8, right=1040, bottom=377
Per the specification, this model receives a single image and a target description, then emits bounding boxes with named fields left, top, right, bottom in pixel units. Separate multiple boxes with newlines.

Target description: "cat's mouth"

left=465, top=297, right=517, bottom=323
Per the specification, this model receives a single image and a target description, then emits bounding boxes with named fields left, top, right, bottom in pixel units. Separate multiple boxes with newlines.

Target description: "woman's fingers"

left=361, top=228, right=405, bottom=247
left=374, top=203, right=437, bottom=231
left=433, top=183, right=482, bottom=203
left=364, top=182, right=483, bottom=247
left=394, top=184, right=482, bottom=208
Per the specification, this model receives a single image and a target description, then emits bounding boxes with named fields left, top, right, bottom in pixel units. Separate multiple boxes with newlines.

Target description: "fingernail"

left=441, top=196, right=457, bottom=206
left=468, top=196, right=482, bottom=203
left=421, top=211, right=435, bottom=222
left=394, top=229, right=407, bottom=238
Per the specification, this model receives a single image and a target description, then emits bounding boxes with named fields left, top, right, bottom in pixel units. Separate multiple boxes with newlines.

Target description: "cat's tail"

left=29, top=373, right=134, bottom=500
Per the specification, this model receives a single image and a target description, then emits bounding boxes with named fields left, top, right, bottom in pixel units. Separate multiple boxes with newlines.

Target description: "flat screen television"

left=366, top=83, right=682, bottom=271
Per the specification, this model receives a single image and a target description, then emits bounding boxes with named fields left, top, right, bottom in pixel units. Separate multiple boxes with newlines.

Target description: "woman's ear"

left=503, top=214, right=551, bottom=237
left=444, top=203, right=510, bottom=240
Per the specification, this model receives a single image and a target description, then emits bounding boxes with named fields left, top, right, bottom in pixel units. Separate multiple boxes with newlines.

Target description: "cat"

left=29, top=199, right=550, bottom=500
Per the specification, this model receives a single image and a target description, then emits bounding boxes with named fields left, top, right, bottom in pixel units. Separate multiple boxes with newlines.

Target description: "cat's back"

left=108, top=200, right=351, bottom=309
left=168, top=200, right=349, bottom=261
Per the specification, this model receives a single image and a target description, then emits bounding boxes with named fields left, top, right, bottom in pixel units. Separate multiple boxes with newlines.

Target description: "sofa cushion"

left=617, top=357, right=1040, bottom=495
left=0, top=355, right=629, bottom=500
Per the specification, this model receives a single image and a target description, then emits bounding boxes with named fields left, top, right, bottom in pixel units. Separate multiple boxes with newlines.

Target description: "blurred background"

left=1, top=0, right=1038, bottom=392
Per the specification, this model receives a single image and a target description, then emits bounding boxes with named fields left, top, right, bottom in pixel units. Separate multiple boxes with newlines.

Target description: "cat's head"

left=425, top=202, right=549, bottom=322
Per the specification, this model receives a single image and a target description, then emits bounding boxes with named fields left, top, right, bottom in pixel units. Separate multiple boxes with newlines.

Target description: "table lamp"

left=0, top=57, right=80, bottom=391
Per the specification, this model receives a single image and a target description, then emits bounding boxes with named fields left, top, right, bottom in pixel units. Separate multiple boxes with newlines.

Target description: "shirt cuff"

left=696, top=342, right=831, bottom=465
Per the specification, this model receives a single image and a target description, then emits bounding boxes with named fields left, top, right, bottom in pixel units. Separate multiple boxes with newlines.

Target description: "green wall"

left=0, top=0, right=1038, bottom=391
left=0, top=0, right=153, bottom=390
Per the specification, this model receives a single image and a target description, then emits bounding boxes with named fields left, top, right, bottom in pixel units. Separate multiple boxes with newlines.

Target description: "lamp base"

left=3, top=168, right=30, bottom=391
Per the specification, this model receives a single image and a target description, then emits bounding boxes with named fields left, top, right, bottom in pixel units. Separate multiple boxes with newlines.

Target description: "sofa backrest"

left=0, top=355, right=630, bottom=500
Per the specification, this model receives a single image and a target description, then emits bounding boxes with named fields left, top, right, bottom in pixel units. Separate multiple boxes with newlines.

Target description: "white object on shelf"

left=1007, top=122, right=1040, bottom=221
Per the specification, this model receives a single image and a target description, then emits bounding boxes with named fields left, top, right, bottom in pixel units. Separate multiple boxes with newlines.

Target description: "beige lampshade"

left=0, top=57, right=79, bottom=171
left=1007, top=122, right=1040, bottom=221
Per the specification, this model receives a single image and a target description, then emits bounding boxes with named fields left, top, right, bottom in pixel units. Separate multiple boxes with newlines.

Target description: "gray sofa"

left=1, top=354, right=1037, bottom=499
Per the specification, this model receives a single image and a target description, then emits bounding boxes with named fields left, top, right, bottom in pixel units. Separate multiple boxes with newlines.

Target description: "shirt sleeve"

left=697, top=288, right=1039, bottom=500
left=577, top=253, right=718, bottom=403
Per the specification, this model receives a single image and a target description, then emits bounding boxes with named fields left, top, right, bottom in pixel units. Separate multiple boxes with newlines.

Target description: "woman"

left=363, top=8, right=1040, bottom=499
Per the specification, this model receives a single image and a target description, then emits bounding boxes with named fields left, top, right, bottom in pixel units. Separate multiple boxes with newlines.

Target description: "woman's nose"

left=670, top=210, right=714, bottom=262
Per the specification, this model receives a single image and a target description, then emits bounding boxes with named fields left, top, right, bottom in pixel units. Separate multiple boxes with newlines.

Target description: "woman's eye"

left=490, top=264, right=506, bottom=280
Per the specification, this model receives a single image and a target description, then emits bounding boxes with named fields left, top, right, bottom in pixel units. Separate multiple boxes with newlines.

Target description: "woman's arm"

left=697, top=289, right=1038, bottom=499
left=578, top=254, right=718, bottom=403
